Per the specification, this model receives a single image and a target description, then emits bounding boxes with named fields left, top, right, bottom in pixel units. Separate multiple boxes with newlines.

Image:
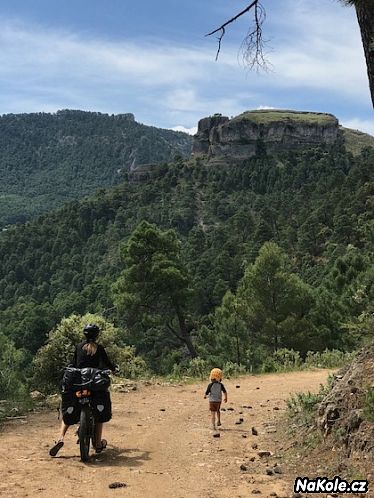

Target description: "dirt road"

left=0, top=370, right=331, bottom=498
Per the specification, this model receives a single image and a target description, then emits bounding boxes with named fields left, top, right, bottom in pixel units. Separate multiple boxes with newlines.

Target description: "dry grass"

left=342, top=127, right=374, bottom=155
left=232, top=109, right=337, bottom=126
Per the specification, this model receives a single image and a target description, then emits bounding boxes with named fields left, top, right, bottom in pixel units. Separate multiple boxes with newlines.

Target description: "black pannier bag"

left=61, top=391, right=81, bottom=425
left=91, top=391, right=112, bottom=423
left=61, top=391, right=112, bottom=425
left=81, top=367, right=111, bottom=391
left=62, top=367, right=111, bottom=392
left=61, top=367, right=81, bottom=393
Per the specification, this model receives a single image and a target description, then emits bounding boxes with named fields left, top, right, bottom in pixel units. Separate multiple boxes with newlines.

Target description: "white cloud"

left=164, top=88, right=246, bottom=117
left=269, top=44, right=367, bottom=101
left=257, top=105, right=276, bottom=110
left=254, top=1, right=369, bottom=102
left=341, top=118, right=374, bottom=137
left=0, top=20, right=217, bottom=87
left=170, top=125, right=198, bottom=135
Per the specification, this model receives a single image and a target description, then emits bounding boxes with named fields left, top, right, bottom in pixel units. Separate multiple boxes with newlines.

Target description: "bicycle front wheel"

left=79, top=406, right=91, bottom=462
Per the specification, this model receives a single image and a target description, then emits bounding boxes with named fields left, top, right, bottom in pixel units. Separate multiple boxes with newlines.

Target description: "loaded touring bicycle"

left=61, top=366, right=112, bottom=462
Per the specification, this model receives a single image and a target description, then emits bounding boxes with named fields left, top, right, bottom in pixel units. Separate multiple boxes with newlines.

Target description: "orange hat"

left=210, top=368, right=223, bottom=381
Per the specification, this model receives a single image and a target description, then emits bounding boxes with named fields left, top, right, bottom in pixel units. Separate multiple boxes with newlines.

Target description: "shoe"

left=217, top=422, right=222, bottom=426
left=49, top=440, right=64, bottom=457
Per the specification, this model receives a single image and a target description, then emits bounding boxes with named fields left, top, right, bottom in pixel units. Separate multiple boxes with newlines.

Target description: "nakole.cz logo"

left=294, top=476, right=368, bottom=494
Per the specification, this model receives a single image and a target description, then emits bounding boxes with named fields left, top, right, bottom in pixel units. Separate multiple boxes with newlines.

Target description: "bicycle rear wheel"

left=79, top=406, right=91, bottom=462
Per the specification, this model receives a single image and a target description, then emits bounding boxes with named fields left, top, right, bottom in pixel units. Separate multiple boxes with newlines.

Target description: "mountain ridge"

left=1, top=108, right=372, bottom=229
left=0, top=109, right=193, bottom=227
left=192, top=109, right=374, bottom=162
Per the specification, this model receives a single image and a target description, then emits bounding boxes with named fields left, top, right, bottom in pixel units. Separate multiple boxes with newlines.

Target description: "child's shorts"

left=209, top=401, right=221, bottom=412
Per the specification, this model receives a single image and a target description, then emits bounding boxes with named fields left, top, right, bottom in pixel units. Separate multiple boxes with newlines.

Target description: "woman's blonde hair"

left=83, top=342, right=98, bottom=356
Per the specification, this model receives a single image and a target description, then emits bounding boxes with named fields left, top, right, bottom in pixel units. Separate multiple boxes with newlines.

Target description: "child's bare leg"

left=211, top=411, right=216, bottom=429
left=217, top=409, right=221, bottom=426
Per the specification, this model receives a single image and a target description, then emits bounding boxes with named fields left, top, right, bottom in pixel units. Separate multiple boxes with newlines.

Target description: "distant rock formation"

left=193, top=114, right=230, bottom=155
left=192, top=110, right=339, bottom=162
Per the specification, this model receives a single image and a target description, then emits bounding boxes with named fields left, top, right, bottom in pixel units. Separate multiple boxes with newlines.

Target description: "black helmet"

left=83, top=323, right=100, bottom=342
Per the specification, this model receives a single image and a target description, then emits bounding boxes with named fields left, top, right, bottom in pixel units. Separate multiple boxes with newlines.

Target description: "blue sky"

left=0, top=0, right=373, bottom=135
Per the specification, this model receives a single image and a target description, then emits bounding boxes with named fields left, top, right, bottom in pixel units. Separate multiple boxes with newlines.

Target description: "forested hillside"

left=0, top=110, right=192, bottom=227
left=0, top=138, right=372, bottom=387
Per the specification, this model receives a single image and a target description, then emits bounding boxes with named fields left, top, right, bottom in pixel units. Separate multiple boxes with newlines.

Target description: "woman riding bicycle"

left=49, top=323, right=117, bottom=457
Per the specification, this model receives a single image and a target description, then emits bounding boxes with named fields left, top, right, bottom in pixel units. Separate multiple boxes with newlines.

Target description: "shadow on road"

left=218, top=427, right=248, bottom=433
left=88, top=446, right=151, bottom=467
left=52, top=446, right=151, bottom=467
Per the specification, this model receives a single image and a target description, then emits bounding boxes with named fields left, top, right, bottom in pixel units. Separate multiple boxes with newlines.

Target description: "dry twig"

left=206, top=0, right=268, bottom=70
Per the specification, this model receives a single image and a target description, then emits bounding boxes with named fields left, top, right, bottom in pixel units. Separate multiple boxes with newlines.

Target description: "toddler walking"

left=204, top=368, right=227, bottom=431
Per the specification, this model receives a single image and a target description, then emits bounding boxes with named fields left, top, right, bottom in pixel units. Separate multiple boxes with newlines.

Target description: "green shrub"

left=0, top=337, right=27, bottom=400
left=0, top=335, right=32, bottom=423
left=243, top=345, right=269, bottom=372
left=261, top=348, right=302, bottom=373
left=111, top=345, right=148, bottom=379
left=168, top=358, right=246, bottom=381
left=186, top=358, right=210, bottom=379
left=169, top=358, right=210, bottom=381
left=304, top=349, right=354, bottom=368
left=286, top=391, right=323, bottom=425
left=32, top=313, right=148, bottom=393
left=159, top=350, right=186, bottom=377
left=287, top=391, right=322, bottom=414
left=287, top=376, right=334, bottom=425
left=221, top=361, right=247, bottom=378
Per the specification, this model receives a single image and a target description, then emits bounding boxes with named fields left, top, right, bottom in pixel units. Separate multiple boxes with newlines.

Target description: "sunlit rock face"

left=192, top=110, right=339, bottom=161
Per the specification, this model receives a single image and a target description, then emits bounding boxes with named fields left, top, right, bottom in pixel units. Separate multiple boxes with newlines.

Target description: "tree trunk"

left=176, top=309, right=198, bottom=358
left=182, top=332, right=198, bottom=358
left=355, top=1, right=374, bottom=107
left=236, top=335, right=241, bottom=365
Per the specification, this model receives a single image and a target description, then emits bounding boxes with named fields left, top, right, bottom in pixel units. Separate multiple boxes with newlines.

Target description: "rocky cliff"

left=192, top=110, right=340, bottom=161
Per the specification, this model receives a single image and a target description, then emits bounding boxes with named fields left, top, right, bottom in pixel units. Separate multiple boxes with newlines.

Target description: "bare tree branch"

left=206, top=1, right=268, bottom=70
left=205, top=0, right=259, bottom=37
left=241, top=1, right=268, bottom=70
left=215, top=26, right=225, bottom=61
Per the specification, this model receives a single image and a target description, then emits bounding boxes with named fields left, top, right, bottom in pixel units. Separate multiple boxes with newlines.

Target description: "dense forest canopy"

left=0, top=135, right=373, bottom=380
left=0, top=110, right=192, bottom=227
